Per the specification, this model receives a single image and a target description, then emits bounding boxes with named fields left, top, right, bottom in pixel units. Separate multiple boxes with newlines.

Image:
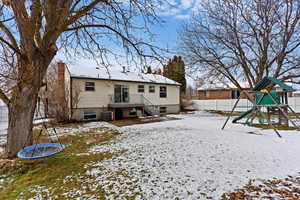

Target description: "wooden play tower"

left=222, top=77, right=300, bottom=137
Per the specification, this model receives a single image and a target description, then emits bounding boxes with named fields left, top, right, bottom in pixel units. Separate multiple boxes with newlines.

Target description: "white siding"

left=72, top=78, right=180, bottom=108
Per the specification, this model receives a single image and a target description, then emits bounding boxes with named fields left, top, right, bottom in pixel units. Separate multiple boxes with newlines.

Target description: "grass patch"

left=210, top=110, right=299, bottom=130
left=210, top=110, right=300, bottom=119
left=210, top=110, right=242, bottom=117
left=251, top=123, right=297, bottom=130
left=111, top=116, right=180, bottom=127
left=0, top=127, right=122, bottom=200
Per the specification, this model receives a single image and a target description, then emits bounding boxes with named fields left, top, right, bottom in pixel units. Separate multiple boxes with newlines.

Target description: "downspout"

left=70, top=77, right=73, bottom=120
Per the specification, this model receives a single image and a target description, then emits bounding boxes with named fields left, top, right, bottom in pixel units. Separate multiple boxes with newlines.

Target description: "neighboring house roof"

left=197, top=81, right=249, bottom=91
left=253, top=77, right=294, bottom=92
left=67, top=65, right=181, bottom=86
left=197, top=78, right=294, bottom=91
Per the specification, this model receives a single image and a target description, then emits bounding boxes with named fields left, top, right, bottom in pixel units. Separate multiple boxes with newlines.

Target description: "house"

left=292, top=90, right=300, bottom=97
left=57, top=62, right=181, bottom=121
left=197, top=80, right=294, bottom=100
left=197, top=82, right=250, bottom=100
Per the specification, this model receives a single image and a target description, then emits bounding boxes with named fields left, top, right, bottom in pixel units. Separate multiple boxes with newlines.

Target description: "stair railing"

left=142, top=95, right=160, bottom=116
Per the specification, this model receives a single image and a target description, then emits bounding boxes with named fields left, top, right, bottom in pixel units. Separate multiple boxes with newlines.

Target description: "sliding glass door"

left=114, top=85, right=129, bottom=103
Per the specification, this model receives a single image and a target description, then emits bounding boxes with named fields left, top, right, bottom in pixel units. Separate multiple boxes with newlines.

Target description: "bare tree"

left=45, top=63, right=81, bottom=122
left=71, top=81, right=81, bottom=114
left=0, top=0, right=164, bottom=158
left=179, top=0, right=300, bottom=90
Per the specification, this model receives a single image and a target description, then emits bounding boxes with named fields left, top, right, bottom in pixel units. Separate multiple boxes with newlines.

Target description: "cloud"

left=181, top=0, right=194, bottom=9
left=175, top=14, right=190, bottom=19
left=159, top=0, right=199, bottom=19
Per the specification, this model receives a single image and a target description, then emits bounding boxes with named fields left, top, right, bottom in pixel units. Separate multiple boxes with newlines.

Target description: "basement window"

left=85, top=82, right=95, bottom=91
left=160, top=107, right=167, bottom=113
left=129, top=108, right=137, bottom=116
left=84, top=109, right=97, bottom=120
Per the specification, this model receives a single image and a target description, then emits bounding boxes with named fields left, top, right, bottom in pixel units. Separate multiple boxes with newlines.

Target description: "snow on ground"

left=35, top=121, right=118, bottom=138
left=83, top=111, right=300, bottom=199
left=2, top=111, right=300, bottom=199
left=0, top=121, right=118, bottom=153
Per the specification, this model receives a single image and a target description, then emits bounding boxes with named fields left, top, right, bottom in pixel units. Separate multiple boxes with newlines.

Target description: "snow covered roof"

left=197, top=79, right=294, bottom=91
left=197, top=81, right=249, bottom=91
left=67, top=65, right=180, bottom=86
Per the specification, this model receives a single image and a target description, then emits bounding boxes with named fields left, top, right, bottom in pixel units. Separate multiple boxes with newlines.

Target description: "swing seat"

left=259, top=119, right=267, bottom=124
left=18, top=143, right=65, bottom=160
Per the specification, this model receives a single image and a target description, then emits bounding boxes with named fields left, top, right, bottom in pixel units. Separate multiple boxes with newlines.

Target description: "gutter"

left=70, top=76, right=181, bottom=86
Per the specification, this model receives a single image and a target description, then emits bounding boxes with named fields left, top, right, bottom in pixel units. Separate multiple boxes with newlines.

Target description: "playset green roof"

left=253, top=77, right=294, bottom=92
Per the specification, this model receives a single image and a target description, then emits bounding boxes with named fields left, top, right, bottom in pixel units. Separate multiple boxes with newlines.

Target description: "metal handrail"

left=108, top=94, right=143, bottom=104
left=142, top=95, right=160, bottom=115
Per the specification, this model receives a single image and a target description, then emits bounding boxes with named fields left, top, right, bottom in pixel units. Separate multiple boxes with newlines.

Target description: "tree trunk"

left=6, top=86, right=38, bottom=158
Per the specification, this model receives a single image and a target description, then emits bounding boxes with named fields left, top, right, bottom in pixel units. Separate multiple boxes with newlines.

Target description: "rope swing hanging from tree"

left=17, top=65, right=65, bottom=160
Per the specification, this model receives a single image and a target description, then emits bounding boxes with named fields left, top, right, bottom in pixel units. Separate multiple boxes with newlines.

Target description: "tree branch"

left=64, top=23, right=161, bottom=60
left=0, top=88, right=10, bottom=105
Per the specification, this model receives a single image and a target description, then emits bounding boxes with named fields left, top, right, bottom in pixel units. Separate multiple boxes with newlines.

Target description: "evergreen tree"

left=147, top=66, right=152, bottom=74
left=163, top=56, right=186, bottom=94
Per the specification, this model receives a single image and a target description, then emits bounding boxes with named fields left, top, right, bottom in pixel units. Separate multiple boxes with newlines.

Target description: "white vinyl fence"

left=0, top=105, right=8, bottom=133
left=193, top=97, right=300, bottom=113
left=0, top=100, right=45, bottom=134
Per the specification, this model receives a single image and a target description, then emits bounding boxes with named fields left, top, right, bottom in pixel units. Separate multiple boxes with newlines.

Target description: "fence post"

left=293, top=97, right=295, bottom=111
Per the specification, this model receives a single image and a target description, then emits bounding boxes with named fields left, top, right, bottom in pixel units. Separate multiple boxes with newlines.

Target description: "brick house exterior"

left=197, top=81, right=294, bottom=100
left=197, top=82, right=250, bottom=100
left=197, top=88, right=250, bottom=100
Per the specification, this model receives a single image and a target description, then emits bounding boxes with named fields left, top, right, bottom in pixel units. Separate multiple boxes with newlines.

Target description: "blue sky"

left=153, top=0, right=199, bottom=51
left=58, top=0, right=198, bottom=85
left=60, top=1, right=198, bottom=65
left=152, top=16, right=183, bottom=53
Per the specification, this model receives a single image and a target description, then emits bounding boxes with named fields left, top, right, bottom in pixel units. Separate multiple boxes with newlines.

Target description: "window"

left=138, top=85, right=144, bottom=93
left=160, top=86, right=167, bottom=98
left=149, top=85, right=155, bottom=93
left=129, top=108, right=137, bottom=116
left=160, top=107, right=167, bottom=113
left=85, top=82, right=95, bottom=91
left=231, top=90, right=240, bottom=99
left=84, top=109, right=97, bottom=120
left=204, top=91, right=210, bottom=97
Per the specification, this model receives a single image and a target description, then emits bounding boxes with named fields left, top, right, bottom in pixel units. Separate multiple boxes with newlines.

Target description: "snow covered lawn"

left=0, top=120, right=116, bottom=153
left=1, top=111, right=300, bottom=199
left=85, top=111, right=300, bottom=199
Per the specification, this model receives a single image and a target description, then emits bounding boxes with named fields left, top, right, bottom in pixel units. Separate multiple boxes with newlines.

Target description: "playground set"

left=222, top=77, right=300, bottom=137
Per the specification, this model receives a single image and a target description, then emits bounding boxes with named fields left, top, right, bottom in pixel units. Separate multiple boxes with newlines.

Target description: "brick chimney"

left=57, top=61, right=65, bottom=98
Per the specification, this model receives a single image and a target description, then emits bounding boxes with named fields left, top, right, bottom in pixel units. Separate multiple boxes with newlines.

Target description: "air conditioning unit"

left=100, top=111, right=113, bottom=121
